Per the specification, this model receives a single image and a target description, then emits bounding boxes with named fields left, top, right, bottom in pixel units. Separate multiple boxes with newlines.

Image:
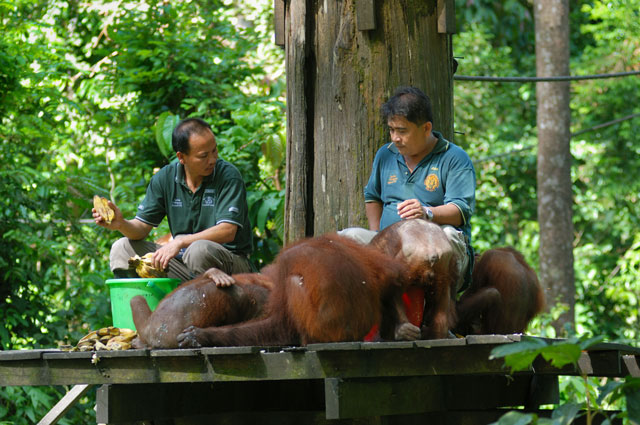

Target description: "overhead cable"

left=455, top=70, right=640, bottom=83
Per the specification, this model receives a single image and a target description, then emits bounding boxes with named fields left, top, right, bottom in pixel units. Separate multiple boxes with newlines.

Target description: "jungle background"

left=0, top=0, right=638, bottom=423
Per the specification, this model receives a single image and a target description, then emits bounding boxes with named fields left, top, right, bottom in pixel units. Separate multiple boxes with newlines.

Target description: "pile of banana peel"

left=61, top=326, right=137, bottom=352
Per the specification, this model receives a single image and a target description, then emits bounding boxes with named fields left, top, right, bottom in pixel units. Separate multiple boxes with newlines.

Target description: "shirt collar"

left=386, top=130, right=450, bottom=157
left=175, top=161, right=217, bottom=189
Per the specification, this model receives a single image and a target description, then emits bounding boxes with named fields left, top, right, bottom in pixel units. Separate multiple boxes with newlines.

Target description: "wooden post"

left=284, top=0, right=314, bottom=241
left=437, top=0, right=456, bottom=33
left=274, top=0, right=285, bottom=46
left=284, top=0, right=455, bottom=240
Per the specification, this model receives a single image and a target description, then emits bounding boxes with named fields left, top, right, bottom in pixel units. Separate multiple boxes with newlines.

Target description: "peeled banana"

left=62, top=327, right=138, bottom=352
left=93, top=195, right=115, bottom=224
left=128, top=253, right=167, bottom=278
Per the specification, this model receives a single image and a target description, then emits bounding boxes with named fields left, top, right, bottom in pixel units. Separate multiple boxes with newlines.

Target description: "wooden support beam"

left=324, top=375, right=559, bottom=420
left=437, top=0, right=456, bottom=34
left=623, top=355, right=640, bottom=377
left=37, top=384, right=92, bottom=425
left=355, top=0, right=376, bottom=31
left=274, top=0, right=285, bottom=46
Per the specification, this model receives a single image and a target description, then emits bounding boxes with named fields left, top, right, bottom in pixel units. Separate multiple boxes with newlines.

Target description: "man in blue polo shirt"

left=93, top=118, right=253, bottom=282
left=340, top=86, right=476, bottom=290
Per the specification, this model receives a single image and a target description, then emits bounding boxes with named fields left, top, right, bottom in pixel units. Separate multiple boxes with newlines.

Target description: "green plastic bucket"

left=106, top=278, right=180, bottom=330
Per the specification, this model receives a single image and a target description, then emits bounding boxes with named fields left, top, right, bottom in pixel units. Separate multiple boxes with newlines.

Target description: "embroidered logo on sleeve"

left=424, top=174, right=439, bottom=192
left=387, top=174, right=398, bottom=185
left=228, top=206, right=239, bottom=213
left=172, top=198, right=183, bottom=207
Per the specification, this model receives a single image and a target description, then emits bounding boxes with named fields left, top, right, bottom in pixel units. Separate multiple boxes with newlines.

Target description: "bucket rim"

left=106, top=277, right=181, bottom=285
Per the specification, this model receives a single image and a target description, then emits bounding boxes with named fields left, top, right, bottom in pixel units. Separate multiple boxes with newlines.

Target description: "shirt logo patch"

left=172, top=198, right=183, bottom=207
left=228, top=206, right=239, bottom=213
left=424, top=174, right=439, bottom=192
left=387, top=174, right=398, bottom=185
left=202, top=196, right=215, bottom=207
left=204, top=188, right=215, bottom=194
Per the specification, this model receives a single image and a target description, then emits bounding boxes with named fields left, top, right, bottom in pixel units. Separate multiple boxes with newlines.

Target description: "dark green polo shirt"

left=135, top=159, right=252, bottom=255
left=364, top=131, right=476, bottom=241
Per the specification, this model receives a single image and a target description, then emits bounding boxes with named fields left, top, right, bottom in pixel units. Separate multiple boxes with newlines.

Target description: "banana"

left=78, top=331, right=98, bottom=343
left=119, top=328, right=137, bottom=339
left=106, top=340, right=131, bottom=351
left=109, top=333, right=137, bottom=344
left=93, top=195, right=114, bottom=224
left=128, top=253, right=167, bottom=278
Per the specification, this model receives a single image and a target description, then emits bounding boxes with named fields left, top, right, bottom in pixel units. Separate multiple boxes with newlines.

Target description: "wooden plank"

left=414, top=338, right=467, bottom=348
left=437, top=0, right=456, bottom=34
left=37, top=384, right=92, bottom=425
left=465, top=334, right=522, bottom=345
left=324, top=374, right=559, bottom=419
left=325, top=376, right=444, bottom=419
left=274, top=0, right=285, bottom=46
left=96, top=381, right=325, bottom=423
left=307, top=342, right=362, bottom=351
left=0, top=349, right=57, bottom=361
left=2, top=338, right=638, bottom=388
left=355, top=0, right=376, bottom=31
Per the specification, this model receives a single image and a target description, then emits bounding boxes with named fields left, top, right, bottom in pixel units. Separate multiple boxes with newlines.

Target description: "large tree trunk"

left=284, top=0, right=455, bottom=242
left=534, top=0, right=575, bottom=334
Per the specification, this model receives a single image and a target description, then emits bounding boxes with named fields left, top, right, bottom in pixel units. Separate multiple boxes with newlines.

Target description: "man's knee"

left=110, top=237, right=135, bottom=272
left=183, top=240, right=229, bottom=274
left=109, top=237, right=157, bottom=273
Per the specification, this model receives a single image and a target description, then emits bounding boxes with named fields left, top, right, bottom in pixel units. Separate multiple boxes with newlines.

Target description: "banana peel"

left=62, top=327, right=138, bottom=352
left=128, top=253, right=167, bottom=278
left=93, top=195, right=115, bottom=224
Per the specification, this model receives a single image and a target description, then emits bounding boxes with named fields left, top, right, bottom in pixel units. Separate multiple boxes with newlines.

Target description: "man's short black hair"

left=172, top=118, right=214, bottom=154
left=381, top=86, right=433, bottom=125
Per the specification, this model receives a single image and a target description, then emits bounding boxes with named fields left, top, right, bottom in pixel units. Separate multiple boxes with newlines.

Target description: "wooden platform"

left=1, top=335, right=638, bottom=424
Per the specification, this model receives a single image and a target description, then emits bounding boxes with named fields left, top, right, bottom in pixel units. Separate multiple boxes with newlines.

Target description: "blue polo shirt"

left=135, top=159, right=252, bottom=255
left=364, top=131, right=476, bottom=241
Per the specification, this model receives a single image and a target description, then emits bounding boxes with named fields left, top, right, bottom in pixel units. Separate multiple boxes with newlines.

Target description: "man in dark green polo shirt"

left=93, top=118, right=253, bottom=282
left=340, top=86, right=476, bottom=291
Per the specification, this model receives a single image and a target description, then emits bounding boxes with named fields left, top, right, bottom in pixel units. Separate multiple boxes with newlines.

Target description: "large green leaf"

left=155, top=112, right=180, bottom=159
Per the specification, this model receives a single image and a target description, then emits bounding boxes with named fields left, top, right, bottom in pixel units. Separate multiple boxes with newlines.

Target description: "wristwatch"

left=423, top=206, right=434, bottom=221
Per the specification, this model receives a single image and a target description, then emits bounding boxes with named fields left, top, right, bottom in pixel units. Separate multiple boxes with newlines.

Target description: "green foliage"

left=489, top=335, right=604, bottom=373
left=0, top=386, right=96, bottom=424
left=489, top=338, right=640, bottom=425
left=454, top=0, right=640, bottom=342
left=1, top=0, right=285, bottom=421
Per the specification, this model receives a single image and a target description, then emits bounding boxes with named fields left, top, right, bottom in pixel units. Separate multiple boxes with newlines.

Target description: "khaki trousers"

left=110, top=237, right=253, bottom=282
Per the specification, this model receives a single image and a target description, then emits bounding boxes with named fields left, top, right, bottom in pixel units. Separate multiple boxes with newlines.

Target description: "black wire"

left=455, top=70, right=640, bottom=83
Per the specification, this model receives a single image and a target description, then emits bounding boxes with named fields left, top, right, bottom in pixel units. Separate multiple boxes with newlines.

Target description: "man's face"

left=180, top=130, right=218, bottom=178
left=387, top=115, right=432, bottom=158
